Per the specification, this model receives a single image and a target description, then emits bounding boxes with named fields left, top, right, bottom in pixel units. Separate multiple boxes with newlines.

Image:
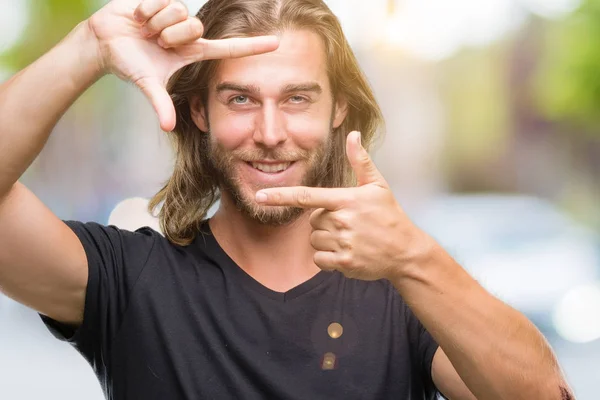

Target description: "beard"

left=203, top=120, right=336, bottom=226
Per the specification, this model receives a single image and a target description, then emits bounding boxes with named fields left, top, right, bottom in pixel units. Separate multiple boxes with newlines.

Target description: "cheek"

left=285, top=111, right=332, bottom=149
left=209, top=110, right=255, bottom=149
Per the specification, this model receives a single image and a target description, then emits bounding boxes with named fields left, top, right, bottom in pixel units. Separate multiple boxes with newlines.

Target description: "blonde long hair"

left=149, top=0, right=384, bottom=245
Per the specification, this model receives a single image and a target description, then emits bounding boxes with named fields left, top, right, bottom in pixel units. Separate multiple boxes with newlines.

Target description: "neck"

left=208, top=194, right=321, bottom=292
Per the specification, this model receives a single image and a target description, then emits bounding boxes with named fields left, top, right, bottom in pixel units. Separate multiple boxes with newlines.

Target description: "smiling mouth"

left=249, top=162, right=293, bottom=173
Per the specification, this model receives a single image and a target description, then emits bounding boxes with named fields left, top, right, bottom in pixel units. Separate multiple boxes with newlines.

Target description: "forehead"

left=211, top=29, right=330, bottom=93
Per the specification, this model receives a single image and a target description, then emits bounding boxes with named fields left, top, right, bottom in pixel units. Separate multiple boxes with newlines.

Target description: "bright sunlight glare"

left=383, top=0, right=524, bottom=60
left=327, top=0, right=578, bottom=60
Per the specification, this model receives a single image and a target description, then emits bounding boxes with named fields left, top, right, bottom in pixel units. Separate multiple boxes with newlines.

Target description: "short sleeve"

left=405, top=304, right=440, bottom=399
left=39, top=220, right=158, bottom=376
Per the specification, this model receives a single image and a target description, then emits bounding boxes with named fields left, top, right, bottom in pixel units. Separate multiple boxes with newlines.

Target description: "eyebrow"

left=215, top=82, right=323, bottom=95
left=215, top=82, right=261, bottom=94
left=281, top=83, right=322, bottom=95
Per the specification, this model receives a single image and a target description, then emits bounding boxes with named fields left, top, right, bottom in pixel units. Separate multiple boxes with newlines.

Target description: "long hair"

left=148, top=0, right=384, bottom=245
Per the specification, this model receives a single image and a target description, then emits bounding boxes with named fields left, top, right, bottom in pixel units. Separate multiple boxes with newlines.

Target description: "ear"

left=332, top=95, right=348, bottom=129
left=190, top=96, right=209, bottom=132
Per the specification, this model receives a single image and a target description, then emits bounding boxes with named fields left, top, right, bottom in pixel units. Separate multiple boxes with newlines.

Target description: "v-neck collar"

left=198, top=220, right=334, bottom=302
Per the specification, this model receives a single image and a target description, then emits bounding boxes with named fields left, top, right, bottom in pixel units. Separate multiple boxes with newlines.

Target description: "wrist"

left=387, top=229, right=438, bottom=285
left=67, top=20, right=107, bottom=83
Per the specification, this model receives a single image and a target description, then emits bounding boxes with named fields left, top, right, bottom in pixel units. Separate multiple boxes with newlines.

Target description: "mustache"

left=227, top=148, right=310, bottom=162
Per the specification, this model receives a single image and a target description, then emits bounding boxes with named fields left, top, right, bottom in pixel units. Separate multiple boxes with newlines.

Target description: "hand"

left=255, top=131, right=428, bottom=281
left=86, top=0, right=279, bottom=131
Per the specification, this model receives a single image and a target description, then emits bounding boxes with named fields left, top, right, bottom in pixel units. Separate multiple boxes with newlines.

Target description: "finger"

left=136, top=77, right=176, bottom=131
left=309, top=208, right=328, bottom=229
left=158, top=17, right=204, bottom=48
left=255, top=186, right=347, bottom=210
left=134, top=0, right=171, bottom=23
left=308, top=208, right=339, bottom=232
left=194, top=36, right=280, bottom=61
left=310, top=230, right=339, bottom=252
left=346, top=131, right=387, bottom=187
left=141, top=2, right=190, bottom=37
left=314, top=251, right=338, bottom=272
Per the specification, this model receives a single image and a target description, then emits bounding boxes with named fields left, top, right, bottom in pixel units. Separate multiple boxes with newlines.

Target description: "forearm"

left=390, top=233, right=571, bottom=399
left=0, top=20, right=103, bottom=195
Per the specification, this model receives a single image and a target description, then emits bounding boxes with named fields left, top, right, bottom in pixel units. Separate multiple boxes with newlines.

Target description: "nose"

left=253, top=102, right=287, bottom=147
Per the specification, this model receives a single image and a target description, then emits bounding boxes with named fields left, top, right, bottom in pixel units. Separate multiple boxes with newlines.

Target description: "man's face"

left=193, top=29, right=347, bottom=225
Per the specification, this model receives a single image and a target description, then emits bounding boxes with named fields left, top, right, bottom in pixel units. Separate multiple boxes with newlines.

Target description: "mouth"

left=247, top=161, right=294, bottom=174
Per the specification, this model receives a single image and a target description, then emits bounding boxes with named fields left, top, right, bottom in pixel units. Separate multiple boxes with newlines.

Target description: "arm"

left=431, top=349, right=477, bottom=400
left=389, top=235, right=574, bottom=400
left=0, top=24, right=102, bottom=196
left=0, top=22, right=103, bottom=325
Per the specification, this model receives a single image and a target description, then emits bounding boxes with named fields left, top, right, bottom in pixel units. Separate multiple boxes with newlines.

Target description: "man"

left=0, top=0, right=573, bottom=399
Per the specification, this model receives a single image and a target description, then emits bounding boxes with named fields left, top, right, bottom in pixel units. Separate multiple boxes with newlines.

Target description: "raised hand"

left=255, top=132, right=429, bottom=281
left=87, top=0, right=279, bottom=131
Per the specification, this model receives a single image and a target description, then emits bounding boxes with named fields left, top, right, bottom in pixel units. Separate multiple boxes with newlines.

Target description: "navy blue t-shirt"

left=41, top=220, right=440, bottom=399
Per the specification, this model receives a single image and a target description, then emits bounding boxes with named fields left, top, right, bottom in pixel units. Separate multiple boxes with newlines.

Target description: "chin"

left=249, top=205, right=305, bottom=226
left=227, top=184, right=305, bottom=226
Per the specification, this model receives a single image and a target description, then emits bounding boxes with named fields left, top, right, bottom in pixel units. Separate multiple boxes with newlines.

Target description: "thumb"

left=346, top=131, right=387, bottom=187
left=136, top=77, right=176, bottom=132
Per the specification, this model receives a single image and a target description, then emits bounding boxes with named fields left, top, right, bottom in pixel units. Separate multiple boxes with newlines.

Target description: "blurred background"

left=1, top=0, right=599, bottom=398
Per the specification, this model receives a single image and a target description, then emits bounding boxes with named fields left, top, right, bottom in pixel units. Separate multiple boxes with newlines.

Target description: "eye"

left=230, top=95, right=250, bottom=104
left=289, top=95, right=307, bottom=103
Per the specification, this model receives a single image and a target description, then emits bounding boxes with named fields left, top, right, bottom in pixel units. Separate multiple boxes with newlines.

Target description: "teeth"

left=251, top=162, right=291, bottom=173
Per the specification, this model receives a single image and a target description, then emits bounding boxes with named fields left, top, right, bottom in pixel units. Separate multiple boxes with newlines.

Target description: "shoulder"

left=65, top=220, right=161, bottom=245
left=63, top=220, right=170, bottom=274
